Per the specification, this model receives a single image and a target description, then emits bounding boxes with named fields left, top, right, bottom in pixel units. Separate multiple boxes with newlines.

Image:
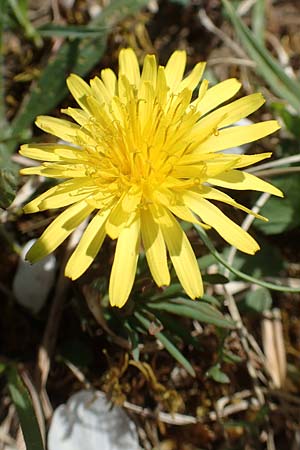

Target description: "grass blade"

left=146, top=299, right=233, bottom=328
left=6, top=365, right=44, bottom=450
left=252, top=0, right=265, bottom=45
left=134, top=311, right=196, bottom=377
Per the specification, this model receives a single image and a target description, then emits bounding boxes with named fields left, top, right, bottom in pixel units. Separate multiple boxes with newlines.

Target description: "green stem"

left=194, top=224, right=300, bottom=294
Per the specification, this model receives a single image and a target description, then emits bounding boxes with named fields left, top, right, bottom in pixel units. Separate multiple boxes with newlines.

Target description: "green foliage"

left=134, top=311, right=196, bottom=377
left=224, top=240, right=284, bottom=279
left=102, top=277, right=233, bottom=377
left=252, top=0, right=265, bottom=44
left=254, top=175, right=300, bottom=234
left=6, top=365, right=45, bottom=450
left=222, top=0, right=300, bottom=112
left=243, top=287, right=273, bottom=313
left=206, top=363, right=230, bottom=384
left=0, top=147, right=18, bottom=208
left=273, top=103, right=300, bottom=139
left=7, top=0, right=42, bottom=45
left=169, top=0, right=190, bottom=5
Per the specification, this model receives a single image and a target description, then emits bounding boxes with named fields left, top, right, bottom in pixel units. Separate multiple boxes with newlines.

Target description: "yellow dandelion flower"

left=20, top=48, right=283, bottom=308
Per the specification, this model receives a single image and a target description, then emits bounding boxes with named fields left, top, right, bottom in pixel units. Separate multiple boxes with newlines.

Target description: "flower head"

left=20, top=48, right=282, bottom=307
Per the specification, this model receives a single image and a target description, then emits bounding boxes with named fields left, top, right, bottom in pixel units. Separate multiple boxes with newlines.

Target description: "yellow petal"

left=198, top=78, right=241, bottom=116
left=105, top=194, right=131, bottom=239
left=169, top=204, right=200, bottom=224
left=195, top=121, right=280, bottom=153
left=19, top=143, right=82, bottom=162
left=109, top=213, right=140, bottom=308
left=216, top=93, right=265, bottom=128
left=118, top=48, right=140, bottom=86
left=23, top=178, right=95, bottom=212
left=205, top=156, right=241, bottom=177
left=184, top=193, right=259, bottom=254
left=164, top=50, right=186, bottom=92
left=101, top=68, right=117, bottom=96
left=141, top=54, right=157, bottom=87
left=232, top=152, right=272, bottom=169
left=200, top=186, right=267, bottom=221
left=90, top=75, right=112, bottom=104
left=23, top=184, right=59, bottom=213
left=35, top=116, right=80, bottom=142
left=207, top=170, right=283, bottom=197
left=39, top=181, right=97, bottom=210
left=157, top=207, right=203, bottom=299
left=26, top=201, right=94, bottom=263
left=21, top=163, right=87, bottom=178
left=176, top=62, right=206, bottom=93
left=65, top=210, right=110, bottom=280
left=66, top=73, right=92, bottom=111
left=61, top=107, right=90, bottom=126
left=141, top=207, right=170, bottom=286
left=155, top=66, right=168, bottom=106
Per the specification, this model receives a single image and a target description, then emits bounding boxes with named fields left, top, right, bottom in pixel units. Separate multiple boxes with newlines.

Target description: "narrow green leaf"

left=222, top=350, right=242, bottom=363
left=150, top=283, right=183, bottom=300
left=222, top=0, right=300, bottom=112
left=124, top=321, right=140, bottom=361
left=38, top=24, right=107, bottom=39
left=146, top=299, right=233, bottom=328
left=134, top=311, right=196, bottom=377
left=8, top=0, right=42, bottom=45
left=6, top=365, right=44, bottom=450
left=252, top=0, right=265, bottom=45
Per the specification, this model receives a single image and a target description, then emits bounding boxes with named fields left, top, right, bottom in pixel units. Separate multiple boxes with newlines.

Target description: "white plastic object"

left=48, top=390, right=140, bottom=450
left=13, top=239, right=56, bottom=313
